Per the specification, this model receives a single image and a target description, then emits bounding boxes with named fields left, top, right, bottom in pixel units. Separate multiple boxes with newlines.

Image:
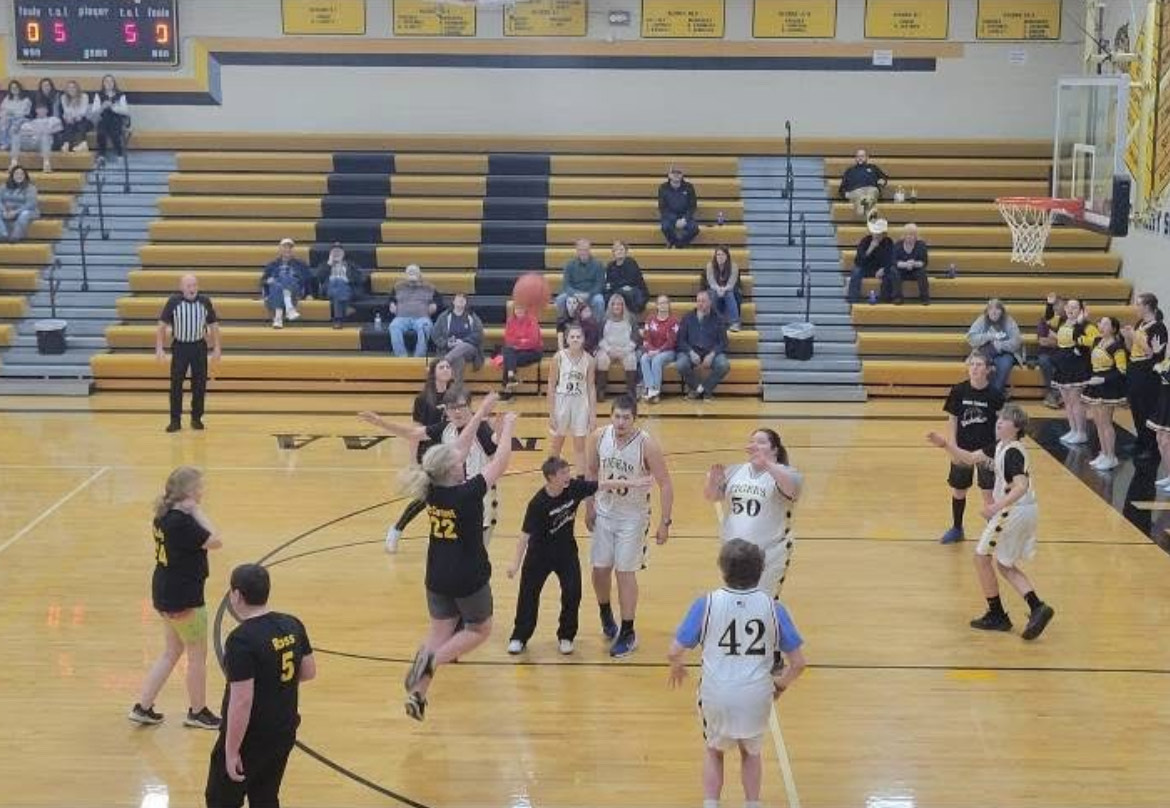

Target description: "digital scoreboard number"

left=15, top=1, right=179, bottom=66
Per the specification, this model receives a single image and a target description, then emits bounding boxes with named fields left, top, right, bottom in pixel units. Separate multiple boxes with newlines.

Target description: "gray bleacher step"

left=739, top=156, right=823, bottom=170
left=748, top=222, right=835, bottom=236
left=0, top=346, right=101, bottom=365
left=763, top=384, right=867, bottom=402
left=31, top=290, right=123, bottom=307
left=38, top=280, right=128, bottom=293
left=56, top=244, right=142, bottom=258
left=18, top=319, right=109, bottom=336
left=748, top=296, right=849, bottom=313
left=756, top=316, right=854, bottom=333
left=761, top=355, right=862, bottom=373
left=51, top=255, right=131, bottom=268
left=21, top=305, right=116, bottom=319
left=0, top=378, right=92, bottom=394
left=758, top=337, right=857, bottom=354
left=761, top=369, right=864, bottom=384
left=11, top=334, right=106, bottom=350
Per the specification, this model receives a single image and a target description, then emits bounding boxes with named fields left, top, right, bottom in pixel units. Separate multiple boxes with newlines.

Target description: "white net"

left=997, top=201, right=1058, bottom=267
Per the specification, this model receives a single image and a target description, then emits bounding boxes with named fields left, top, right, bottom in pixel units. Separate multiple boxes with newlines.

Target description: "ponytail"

left=1138, top=292, right=1164, bottom=322
left=154, top=466, right=202, bottom=522
left=398, top=442, right=459, bottom=500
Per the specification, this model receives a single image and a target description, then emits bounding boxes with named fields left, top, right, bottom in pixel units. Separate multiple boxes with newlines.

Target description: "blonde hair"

left=399, top=443, right=461, bottom=501
left=154, top=466, right=203, bottom=521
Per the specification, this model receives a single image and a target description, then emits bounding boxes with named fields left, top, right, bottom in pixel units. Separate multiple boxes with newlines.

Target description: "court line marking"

left=0, top=466, right=109, bottom=555
left=770, top=706, right=802, bottom=808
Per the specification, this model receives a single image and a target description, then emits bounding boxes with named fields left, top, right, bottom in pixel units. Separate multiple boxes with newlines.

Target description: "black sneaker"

left=1021, top=603, right=1055, bottom=641
left=969, top=611, right=1013, bottom=632
left=127, top=703, right=164, bottom=725
left=165, top=422, right=181, bottom=433
left=404, top=645, right=435, bottom=693
left=184, top=707, right=221, bottom=730
left=405, top=692, right=427, bottom=722
left=600, top=613, right=618, bottom=641
left=191, top=418, right=205, bottom=431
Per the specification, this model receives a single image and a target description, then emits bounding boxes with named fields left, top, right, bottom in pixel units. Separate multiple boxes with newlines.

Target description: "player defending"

left=547, top=323, right=595, bottom=461
left=668, top=540, right=806, bottom=808
left=938, top=353, right=1003, bottom=544
left=585, top=394, right=673, bottom=658
left=927, top=404, right=1056, bottom=640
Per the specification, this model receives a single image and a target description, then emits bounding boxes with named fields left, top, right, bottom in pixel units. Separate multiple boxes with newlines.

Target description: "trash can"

left=34, top=319, right=67, bottom=355
left=781, top=322, right=815, bottom=361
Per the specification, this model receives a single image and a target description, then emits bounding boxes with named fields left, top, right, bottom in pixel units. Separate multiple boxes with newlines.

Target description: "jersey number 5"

left=280, top=650, right=295, bottom=683
left=717, top=618, right=767, bottom=656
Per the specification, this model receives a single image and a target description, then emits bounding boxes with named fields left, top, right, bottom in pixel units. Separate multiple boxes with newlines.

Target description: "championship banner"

left=976, top=0, right=1061, bottom=40
left=393, top=1, right=477, bottom=37
left=864, top=0, right=948, bottom=40
left=504, top=0, right=588, bottom=37
left=641, top=0, right=725, bottom=39
left=753, top=0, right=836, bottom=39
left=281, top=0, right=367, bottom=35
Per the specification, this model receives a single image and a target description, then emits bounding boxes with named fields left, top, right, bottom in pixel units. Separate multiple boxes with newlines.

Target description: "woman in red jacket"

left=501, top=303, right=544, bottom=398
left=639, top=294, right=680, bottom=402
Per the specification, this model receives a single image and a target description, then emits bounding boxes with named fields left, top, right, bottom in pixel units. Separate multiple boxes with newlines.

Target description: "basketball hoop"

left=996, top=197, right=1084, bottom=267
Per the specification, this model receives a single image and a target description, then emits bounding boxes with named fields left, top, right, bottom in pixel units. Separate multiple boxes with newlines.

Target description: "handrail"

left=94, top=156, right=109, bottom=240
left=47, top=257, right=61, bottom=318
left=77, top=205, right=92, bottom=292
left=784, top=120, right=796, bottom=246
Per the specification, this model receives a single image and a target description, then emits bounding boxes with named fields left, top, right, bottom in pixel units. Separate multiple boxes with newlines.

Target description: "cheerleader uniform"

left=1047, top=307, right=1099, bottom=389
left=1081, top=338, right=1128, bottom=406
left=1127, top=318, right=1167, bottom=454
left=1146, top=357, right=1170, bottom=434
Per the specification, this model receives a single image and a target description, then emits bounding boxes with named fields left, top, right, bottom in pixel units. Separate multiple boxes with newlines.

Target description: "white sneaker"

left=1089, top=454, right=1106, bottom=469
left=507, top=639, right=525, bottom=655
left=286, top=307, right=301, bottom=322
left=1096, top=455, right=1119, bottom=471
left=41, top=160, right=51, bottom=173
left=75, top=141, right=88, bottom=153
left=1067, top=431, right=1088, bottom=445
left=558, top=639, right=574, bottom=655
left=1157, top=475, right=1170, bottom=488
left=648, top=389, right=660, bottom=402
left=272, top=310, right=284, bottom=329
left=384, top=526, right=401, bottom=554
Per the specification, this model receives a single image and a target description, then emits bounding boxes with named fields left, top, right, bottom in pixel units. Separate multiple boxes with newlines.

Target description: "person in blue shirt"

left=668, top=540, right=807, bottom=808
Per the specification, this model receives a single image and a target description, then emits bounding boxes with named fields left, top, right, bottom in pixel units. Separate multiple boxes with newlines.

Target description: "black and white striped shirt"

left=160, top=294, right=218, bottom=343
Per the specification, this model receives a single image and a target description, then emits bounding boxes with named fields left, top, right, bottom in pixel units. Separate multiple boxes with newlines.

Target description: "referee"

left=157, top=274, right=221, bottom=433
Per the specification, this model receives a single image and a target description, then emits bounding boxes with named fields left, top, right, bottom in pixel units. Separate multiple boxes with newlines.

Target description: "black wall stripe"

left=315, top=220, right=382, bottom=244
left=322, top=196, right=386, bottom=220
left=327, top=173, right=392, bottom=196
left=333, top=153, right=395, bottom=174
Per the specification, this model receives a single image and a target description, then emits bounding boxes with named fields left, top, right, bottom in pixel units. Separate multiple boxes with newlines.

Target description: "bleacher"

left=828, top=151, right=1125, bottom=399
left=94, top=148, right=760, bottom=394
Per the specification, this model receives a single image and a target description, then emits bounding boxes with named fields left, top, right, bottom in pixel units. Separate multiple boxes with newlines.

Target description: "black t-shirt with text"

left=425, top=475, right=490, bottom=597
left=219, top=611, right=312, bottom=744
left=522, top=478, right=598, bottom=549
left=151, top=509, right=210, bottom=613
left=944, top=381, right=1005, bottom=451
left=981, top=444, right=1027, bottom=484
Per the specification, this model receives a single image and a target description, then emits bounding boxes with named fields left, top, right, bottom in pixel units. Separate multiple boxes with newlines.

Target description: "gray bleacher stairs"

left=739, top=156, right=866, bottom=402
left=0, top=151, right=175, bottom=394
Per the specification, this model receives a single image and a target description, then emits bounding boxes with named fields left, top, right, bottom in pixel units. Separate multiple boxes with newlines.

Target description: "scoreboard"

left=15, top=1, right=179, bottom=66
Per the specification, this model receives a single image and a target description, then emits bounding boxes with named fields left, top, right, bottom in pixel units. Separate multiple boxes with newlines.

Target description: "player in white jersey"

left=360, top=387, right=501, bottom=546
left=547, top=324, right=596, bottom=462
left=585, top=394, right=673, bottom=658
left=668, top=540, right=806, bottom=808
left=928, top=403, right=1056, bottom=641
left=705, top=428, right=803, bottom=598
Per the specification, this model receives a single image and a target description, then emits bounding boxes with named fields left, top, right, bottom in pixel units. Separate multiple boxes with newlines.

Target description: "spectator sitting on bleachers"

left=595, top=294, right=639, bottom=401
left=556, top=295, right=600, bottom=353
left=703, top=244, right=742, bottom=332
left=0, top=81, right=30, bottom=152
left=501, top=302, right=543, bottom=397
left=891, top=223, right=930, bottom=305
left=260, top=238, right=312, bottom=329
left=839, top=149, right=888, bottom=216
left=92, top=74, right=130, bottom=159
left=676, top=289, right=730, bottom=400
left=34, top=78, right=60, bottom=119
left=846, top=217, right=895, bottom=303
left=966, top=298, right=1023, bottom=395
left=12, top=101, right=61, bottom=173
left=604, top=240, right=649, bottom=314
left=0, top=165, right=38, bottom=243
left=658, top=165, right=700, bottom=248
left=58, top=81, right=91, bottom=153
left=639, top=294, right=679, bottom=403
left=432, top=292, right=484, bottom=382
left=313, top=242, right=365, bottom=329
left=1035, top=293, right=1064, bottom=409
left=388, top=263, right=438, bottom=358
left=556, top=239, right=605, bottom=318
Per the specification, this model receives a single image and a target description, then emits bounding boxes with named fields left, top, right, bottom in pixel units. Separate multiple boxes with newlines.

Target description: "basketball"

left=512, top=272, right=550, bottom=310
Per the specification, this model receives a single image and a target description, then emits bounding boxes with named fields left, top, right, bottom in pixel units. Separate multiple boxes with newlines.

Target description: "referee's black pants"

left=171, top=340, right=208, bottom=423
left=1128, top=362, right=1161, bottom=457
left=510, top=542, right=581, bottom=643
left=205, top=731, right=296, bottom=808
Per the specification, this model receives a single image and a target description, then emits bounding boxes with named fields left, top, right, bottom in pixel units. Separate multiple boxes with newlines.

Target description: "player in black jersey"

left=205, top=564, right=316, bottom=808
left=938, top=354, right=1004, bottom=544
left=130, top=466, right=223, bottom=730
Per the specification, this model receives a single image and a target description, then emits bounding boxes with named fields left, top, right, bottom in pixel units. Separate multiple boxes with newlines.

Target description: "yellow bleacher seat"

left=836, top=225, right=1107, bottom=250
left=854, top=276, right=1130, bottom=301
left=827, top=178, right=1048, bottom=202
left=851, top=302, right=1131, bottom=328
left=837, top=250, right=1120, bottom=274
left=822, top=157, right=1050, bottom=180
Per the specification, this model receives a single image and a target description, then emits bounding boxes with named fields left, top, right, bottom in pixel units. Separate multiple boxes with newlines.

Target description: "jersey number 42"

left=717, top=618, right=767, bottom=656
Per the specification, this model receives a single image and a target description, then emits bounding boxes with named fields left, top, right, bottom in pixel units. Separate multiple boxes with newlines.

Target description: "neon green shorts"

left=163, top=606, right=208, bottom=644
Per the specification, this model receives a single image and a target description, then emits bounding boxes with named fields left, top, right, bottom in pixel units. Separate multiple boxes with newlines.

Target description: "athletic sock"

left=620, top=619, right=635, bottom=636
left=744, top=802, right=761, bottom=808
left=951, top=497, right=966, bottom=530
left=702, top=800, right=718, bottom=808
left=599, top=602, right=614, bottom=622
left=1024, top=591, right=1043, bottom=611
left=987, top=596, right=1006, bottom=617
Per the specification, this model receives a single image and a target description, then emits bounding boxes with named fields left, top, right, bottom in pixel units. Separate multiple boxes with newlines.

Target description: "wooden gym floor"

left=0, top=393, right=1167, bottom=808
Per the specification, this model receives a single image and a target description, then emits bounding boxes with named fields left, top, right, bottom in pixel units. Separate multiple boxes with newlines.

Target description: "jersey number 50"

left=730, top=496, right=761, bottom=517
left=717, top=618, right=767, bottom=656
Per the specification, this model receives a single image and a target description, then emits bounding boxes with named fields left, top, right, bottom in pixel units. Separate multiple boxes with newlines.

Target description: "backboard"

left=1052, top=75, right=1130, bottom=234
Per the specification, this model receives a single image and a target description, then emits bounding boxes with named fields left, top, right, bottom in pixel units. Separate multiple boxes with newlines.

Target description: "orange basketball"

left=512, top=272, right=550, bottom=310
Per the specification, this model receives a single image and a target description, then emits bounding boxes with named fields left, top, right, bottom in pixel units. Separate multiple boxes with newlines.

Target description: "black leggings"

left=395, top=498, right=427, bottom=532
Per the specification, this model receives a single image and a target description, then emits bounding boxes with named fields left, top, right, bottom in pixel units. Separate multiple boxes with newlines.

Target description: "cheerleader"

left=1122, top=292, right=1167, bottom=461
left=384, top=358, right=454, bottom=553
left=1147, top=356, right=1170, bottom=490
left=1082, top=317, right=1128, bottom=471
left=927, top=405, right=1055, bottom=641
left=1045, top=294, right=1098, bottom=445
